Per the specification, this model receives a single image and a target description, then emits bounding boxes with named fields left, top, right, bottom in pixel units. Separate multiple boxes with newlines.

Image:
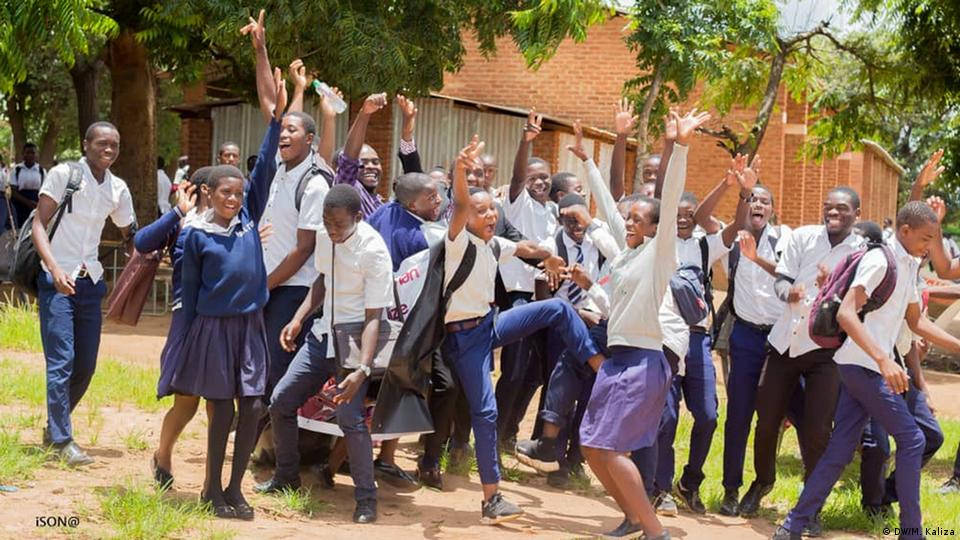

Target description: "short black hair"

left=324, top=184, right=362, bottom=214
left=84, top=121, right=118, bottom=141
left=23, top=142, right=37, bottom=150
left=157, top=156, right=166, bottom=169
left=680, top=191, right=699, bottom=206
left=219, top=141, right=239, bottom=153
left=558, top=193, right=586, bottom=210
left=284, top=111, right=317, bottom=136
left=395, top=172, right=434, bottom=206
left=828, top=186, right=861, bottom=210
left=896, top=201, right=939, bottom=229
left=190, top=166, right=215, bottom=188
left=550, top=172, right=578, bottom=200
left=853, top=220, right=884, bottom=243
left=246, top=155, right=257, bottom=172
left=637, top=196, right=661, bottom=224
left=207, top=165, right=244, bottom=189
left=752, top=184, right=774, bottom=204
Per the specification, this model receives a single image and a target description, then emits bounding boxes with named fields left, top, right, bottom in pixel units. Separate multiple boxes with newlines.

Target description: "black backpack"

left=11, top=162, right=83, bottom=297
left=293, top=159, right=333, bottom=212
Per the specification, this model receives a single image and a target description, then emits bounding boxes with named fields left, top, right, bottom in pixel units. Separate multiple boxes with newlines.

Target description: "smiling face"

left=465, top=158, right=486, bottom=189
left=748, top=186, right=774, bottom=232
left=279, top=116, right=314, bottom=165
left=358, top=145, right=382, bottom=191
left=466, top=191, right=499, bottom=242
left=323, top=206, right=362, bottom=244
left=206, top=176, right=245, bottom=223
left=83, top=126, right=120, bottom=173
left=218, top=144, right=240, bottom=166
left=561, top=204, right=588, bottom=243
left=822, top=191, right=859, bottom=236
left=409, top=182, right=442, bottom=222
left=677, top=199, right=696, bottom=239
left=525, top=162, right=552, bottom=204
left=625, top=200, right=658, bottom=249
left=641, top=155, right=660, bottom=183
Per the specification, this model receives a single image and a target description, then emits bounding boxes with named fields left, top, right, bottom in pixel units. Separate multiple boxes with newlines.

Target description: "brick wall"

left=179, top=115, right=212, bottom=173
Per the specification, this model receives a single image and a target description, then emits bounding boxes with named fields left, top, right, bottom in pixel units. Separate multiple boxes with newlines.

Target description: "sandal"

left=224, top=492, right=255, bottom=521
left=151, top=453, right=174, bottom=490
left=201, top=493, right=238, bottom=519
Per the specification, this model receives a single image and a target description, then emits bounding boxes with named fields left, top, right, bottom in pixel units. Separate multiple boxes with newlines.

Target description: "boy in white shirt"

left=774, top=201, right=960, bottom=540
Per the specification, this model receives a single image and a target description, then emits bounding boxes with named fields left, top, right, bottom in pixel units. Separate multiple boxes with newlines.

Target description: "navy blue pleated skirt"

left=156, top=309, right=190, bottom=398
left=170, top=311, right=268, bottom=400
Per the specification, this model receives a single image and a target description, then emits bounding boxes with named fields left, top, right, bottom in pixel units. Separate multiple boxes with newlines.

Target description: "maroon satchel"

left=105, top=249, right=163, bottom=326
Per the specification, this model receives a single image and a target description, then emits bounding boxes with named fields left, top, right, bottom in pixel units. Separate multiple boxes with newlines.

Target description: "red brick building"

left=178, top=14, right=902, bottom=226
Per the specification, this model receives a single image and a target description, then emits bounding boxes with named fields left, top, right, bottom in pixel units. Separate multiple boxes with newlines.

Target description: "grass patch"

left=0, top=356, right=170, bottom=413
left=0, top=428, right=49, bottom=486
left=274, top=487, right=330, bottom=517
left=97, top=479, right=228, bottom=540
left=0, top=297, right=42, bottom=352
left=122, top=428, right=149, bottom=452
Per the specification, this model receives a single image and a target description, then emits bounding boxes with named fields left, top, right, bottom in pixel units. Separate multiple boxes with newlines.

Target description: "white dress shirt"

left=767, top=225, right=864, bottom=356
left=38, top=159, right=136, bottom=283
left=540, top=225, right=617, bottom=311
left=311, top=221, right=395, bottom=352
left=726, top=225, right=790, bottom=326
left=445, top=229, right=517, bottom=323
left=500, top=188, right=558, bottom=293
left=260, top=155, right=329, bottom=288
left=676, top=232, right=730, bottom=327
left=835, top=236, right=920, bottom=373
left=157, top=169, right=172, bottom=214
left=9, top=162, right=44, bottom=191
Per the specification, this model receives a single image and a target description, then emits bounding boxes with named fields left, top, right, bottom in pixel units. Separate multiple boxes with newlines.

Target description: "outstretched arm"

left=343, top=93, right=387, bottom=161
left=316, top=85, right=343, bottom=166
left=509, top=109, right=542, bottom=203
left=610, top=98, right=637, bottom=202
left=655, top=109, right=677, bottom=199
left=240, top=10, right=275, bottom=122
left=287, top=58, right=308, bottom=113
left=448, top=135, right=484, bottom=241
left=569, top=120, right=625, bottom=248
left=909, top=149, right=944, bottom=202
left=717, top=155, right=758, bottom=247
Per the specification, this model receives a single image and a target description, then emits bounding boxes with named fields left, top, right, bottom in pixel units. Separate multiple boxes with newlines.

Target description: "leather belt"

left=736, top=317, right=773, bottom=334
left=445, top=316, right=486, bottom=333
left=75, top=267, right=89, bottom=279
left=689, top=325, right=708, bottom=334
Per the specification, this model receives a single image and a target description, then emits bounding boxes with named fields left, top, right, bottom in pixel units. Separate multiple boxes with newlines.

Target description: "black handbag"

left=330, top=242, right=402, bottom=377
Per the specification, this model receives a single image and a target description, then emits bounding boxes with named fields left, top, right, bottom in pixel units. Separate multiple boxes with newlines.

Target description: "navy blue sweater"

left=179, top=119, right=280, bottom=326
left=366, top=201, right=428, bottom=272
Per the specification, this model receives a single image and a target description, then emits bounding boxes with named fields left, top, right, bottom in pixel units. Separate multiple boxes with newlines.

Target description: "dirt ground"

left=4, top=315, right=960, bottom=539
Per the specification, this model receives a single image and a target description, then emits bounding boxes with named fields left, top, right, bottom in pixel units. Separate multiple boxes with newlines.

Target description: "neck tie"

left=566, top=243, right=584, bottom=306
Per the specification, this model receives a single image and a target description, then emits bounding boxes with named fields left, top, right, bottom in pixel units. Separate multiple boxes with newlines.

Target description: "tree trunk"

left=38, top=108, right=60, bottom=168
left=632, top=60, right=666, bottom=191
left=6, top=88, right=26, bottom=162
left=107, top=30, right=156, bottom=228
left=69, top=52, right=103, bottom=151
left=746, top=45, right=788, bottom=160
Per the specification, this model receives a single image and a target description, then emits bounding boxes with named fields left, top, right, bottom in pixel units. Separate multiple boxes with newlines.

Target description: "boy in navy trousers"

left=774, top=201, right=960, bottom=540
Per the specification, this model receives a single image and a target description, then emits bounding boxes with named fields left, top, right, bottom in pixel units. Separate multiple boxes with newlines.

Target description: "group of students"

left=21, top=8, right=960, bottom=539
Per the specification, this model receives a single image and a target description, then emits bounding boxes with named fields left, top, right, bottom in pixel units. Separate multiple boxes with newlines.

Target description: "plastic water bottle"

left=312, top=81, right=347, bottom=114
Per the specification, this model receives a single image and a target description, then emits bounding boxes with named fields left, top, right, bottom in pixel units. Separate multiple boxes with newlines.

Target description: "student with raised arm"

left=577, top=109, right=708, bottom=540
left=772, top=202, right=960, bottom=540
left=336, top=93, right=389, bottom=218
left=443, top=135, right=605, bottom=524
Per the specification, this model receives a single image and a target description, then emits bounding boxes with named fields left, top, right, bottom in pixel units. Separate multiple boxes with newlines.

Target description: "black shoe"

left=497, top=435, right=518, bottom=456
left=42, top=427, right=52, bottom=447
left=374, top=458, right=418, bottom=488
left=803, top=513, right=823, bottom=537
left=674, top=480, right=706, bottom=515
left=515, top=438, right=559, bottom=473
left=547, top=466, right=570, bottom=488
left=223, top=492, right=254, bottom=521
left=253, top=476, right=300, bottom=494
left=938, top=476, right=960, bottom=494
left=771, top=525, right=802, bottom=540
left=863, top=503, right=893, bottom=519
left=353, top=498, right=377, bottom=524
left=417, top=465, right=443, bottom=490
left=201, top=493, right=238, bottom=519
left=601, top=518, right=645, bottom=539
left=480, top=491, right=523, bottom=525
left=738, top=481, right=773, bottom=517
left=151, top=453, right=174, bottom=490
left=53, top=441, right=94, bottom=467
left=315, top=463, right=335, bottom=489
left=719, top=488, right=740, bottom=516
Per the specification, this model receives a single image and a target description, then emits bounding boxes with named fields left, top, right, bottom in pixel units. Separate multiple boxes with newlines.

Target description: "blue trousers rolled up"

left=262, top=285, right=312, bottom=402
left=268, top=332, right=374, bottom=502
left=38, top=272, right=106, bottom=445
left=783, top=364, right=925, bottom=538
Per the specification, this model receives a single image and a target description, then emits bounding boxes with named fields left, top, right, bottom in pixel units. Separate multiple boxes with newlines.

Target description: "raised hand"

left=272, top=67, right=287, bottom=120
left=560, top=204, right=592, bottom=229
left=726, top=153, right=747, bottom=187
left=240, top=9, right=266, bottom=50
left=566, top=119, right=589, bottom=161
left=540, top=254, right=567, bottom=275
left=289, top=59, right=308, bottom=90
left=397, top=94, right=417, bottom=140
left=916, top=149, right=945, bottom=188
left=927, top=195, right=947, bottom=224
left=176, top=182, right=197, bottom=216
left=738, top=230, right=757, bottom=261
left=614, top=98, right=638, bottom=136
left=672, top=108, right=712, bottom=146
left=361, top=93, right=388, bottom=115
left=319, top=85, right=344, bottom=118
left=739, top=155, right=761, bottom=190
left=457, top=134, right=485, bottom=170
left=663, top=107, right=678, bottom=141
left=524, top=108, right=543, bottom=143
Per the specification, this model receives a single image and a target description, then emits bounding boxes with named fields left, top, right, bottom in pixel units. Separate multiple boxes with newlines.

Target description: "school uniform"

left=8, top=161, right=44, bottom=227
left=782, top=237, right=926, bottom=538
left=579, top=145, right=688, bottom=453
left=259, top=153, right=328, bottom=398
left=269, top=221, right=393, bottom=502
left=442, top=228, right=600, bottom=485
left=721, top=225, right=790, bottom=493
left=495, top=187, right=558, bottom=444
left=752, top=225, right=863, bottom=489
left=37, top=159, right=135, bottom=445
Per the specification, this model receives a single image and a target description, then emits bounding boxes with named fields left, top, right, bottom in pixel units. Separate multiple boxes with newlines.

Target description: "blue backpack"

left=670, top=264, right=709, bottom=326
